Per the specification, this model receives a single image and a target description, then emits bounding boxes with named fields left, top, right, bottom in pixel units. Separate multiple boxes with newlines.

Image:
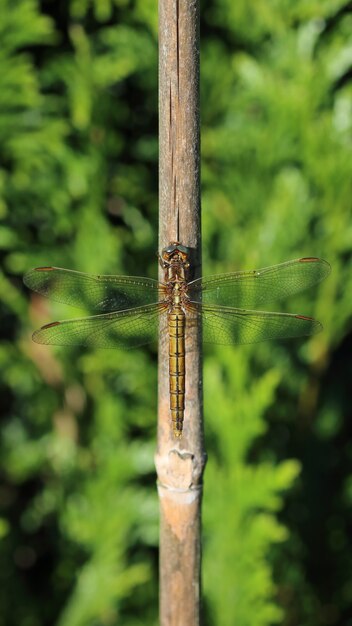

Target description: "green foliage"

left=200, top=1, right=351, bottom=623
left=0, top=1, right=351, bottom=626
left=203, top=358, right=300, bottom=626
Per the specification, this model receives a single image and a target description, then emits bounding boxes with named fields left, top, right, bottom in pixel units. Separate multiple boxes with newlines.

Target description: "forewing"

left=24, top=267, right=161, bottom=312
left=189, top=258, right=330, bottom=308
left=186, top=303, right=322, bottom=345
left=32, top=303, right=166, bottom=348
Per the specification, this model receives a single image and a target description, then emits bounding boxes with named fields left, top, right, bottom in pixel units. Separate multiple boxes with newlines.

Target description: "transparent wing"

left=32, top=303, right=166, bottom=348
left=186, top=303, right=322, bottom=345
left=189, top=258, right=330, bottom=308
left=24, top=267, right=161, bottom=312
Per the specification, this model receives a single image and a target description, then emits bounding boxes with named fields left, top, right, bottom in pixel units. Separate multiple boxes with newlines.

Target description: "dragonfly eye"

left=175, top=244, right=191, bottom=255
left=162, top=244, right=178, bottom=256
left=161, top=243, right=192, bottom=261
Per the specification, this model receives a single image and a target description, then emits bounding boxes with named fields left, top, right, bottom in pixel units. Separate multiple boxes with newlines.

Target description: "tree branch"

left=156, top=1, right=206, bottom=624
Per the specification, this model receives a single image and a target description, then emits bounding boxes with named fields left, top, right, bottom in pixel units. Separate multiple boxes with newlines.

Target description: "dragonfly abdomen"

left=168, top=306, right=186, bottom=437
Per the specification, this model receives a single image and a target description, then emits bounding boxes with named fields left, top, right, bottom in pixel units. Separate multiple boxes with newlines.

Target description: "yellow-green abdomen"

left=168, top=306, right=186, bottom=437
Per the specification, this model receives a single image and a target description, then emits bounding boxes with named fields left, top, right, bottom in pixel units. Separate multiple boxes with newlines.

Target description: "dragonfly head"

left=160, top=243, right=191, bottom=279
left=161, top=243, right=191, bottom=264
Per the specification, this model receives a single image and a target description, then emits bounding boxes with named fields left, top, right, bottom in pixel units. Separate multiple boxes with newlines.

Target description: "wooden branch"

left=156, top=1, right=206, bottom=624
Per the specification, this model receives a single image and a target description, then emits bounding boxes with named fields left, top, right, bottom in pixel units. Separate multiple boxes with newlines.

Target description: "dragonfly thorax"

left=160, top=242, right=191, bottom=284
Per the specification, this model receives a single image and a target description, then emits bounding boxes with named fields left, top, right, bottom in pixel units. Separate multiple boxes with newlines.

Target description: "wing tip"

left=295, top=314, right=323, bottom=334
left=299, top=256, right=331, bottom=276
left=32, top=330, right=45, bottom=344
left=23, top=270, right=34, bottom=287
left=32, top=321, right=61, bottom=345
left=23, top=267, right=55, bottom=288
left=42, top=321, right=61, bottom=329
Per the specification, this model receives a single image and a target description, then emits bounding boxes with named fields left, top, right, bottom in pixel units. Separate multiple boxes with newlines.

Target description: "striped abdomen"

left=168, top=305, right=186, bottom=437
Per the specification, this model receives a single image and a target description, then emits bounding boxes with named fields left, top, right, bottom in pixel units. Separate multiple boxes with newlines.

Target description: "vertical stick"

left=156, top=1, right=206, bottom=625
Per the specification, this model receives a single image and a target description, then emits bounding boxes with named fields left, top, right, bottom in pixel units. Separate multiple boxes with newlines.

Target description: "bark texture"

left=156, top=1, right=206, bottom=625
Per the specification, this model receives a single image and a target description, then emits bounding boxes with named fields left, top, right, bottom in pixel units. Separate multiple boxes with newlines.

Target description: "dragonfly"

left=24, top=243, right=330, bottom=437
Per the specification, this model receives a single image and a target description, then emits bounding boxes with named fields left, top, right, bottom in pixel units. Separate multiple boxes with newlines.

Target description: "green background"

left=0, top=1, right=351, bottom=625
